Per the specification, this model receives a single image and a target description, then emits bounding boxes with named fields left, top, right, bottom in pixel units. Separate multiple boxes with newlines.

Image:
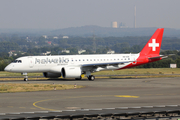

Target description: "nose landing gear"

left=24, top=78, right=28, bottom=81
left=22, top=73, right=28, bottom=81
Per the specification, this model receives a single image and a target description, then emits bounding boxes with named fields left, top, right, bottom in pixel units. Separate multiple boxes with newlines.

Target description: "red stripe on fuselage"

left=118, top=55, right=162, bottom=70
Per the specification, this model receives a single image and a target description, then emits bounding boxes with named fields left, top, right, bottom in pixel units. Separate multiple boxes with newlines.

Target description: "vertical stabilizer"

left=140, top=28, right=164, bottom=56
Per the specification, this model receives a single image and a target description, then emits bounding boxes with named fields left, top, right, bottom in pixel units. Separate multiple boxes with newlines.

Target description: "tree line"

left=1, top=34, right=180, bottom=53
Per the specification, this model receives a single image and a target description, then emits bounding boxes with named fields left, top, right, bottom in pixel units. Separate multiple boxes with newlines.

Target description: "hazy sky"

left=0, top=0, right=179, bottom=29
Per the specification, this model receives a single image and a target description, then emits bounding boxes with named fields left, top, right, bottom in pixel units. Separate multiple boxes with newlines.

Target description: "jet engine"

left=61, top=67, right=81, bottom=78
left=43, top=72, right=61, bottom=78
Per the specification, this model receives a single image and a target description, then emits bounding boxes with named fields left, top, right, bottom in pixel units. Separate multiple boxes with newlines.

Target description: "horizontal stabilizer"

left=148, top=55, right=167, bottom=60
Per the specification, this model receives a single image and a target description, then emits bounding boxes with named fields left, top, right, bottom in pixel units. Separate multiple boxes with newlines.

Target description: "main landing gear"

left=75, top=75, right=95, bottom=81
left=88, top=75, right=95, bottom=81
left=86, top=71, right=95, bottom=81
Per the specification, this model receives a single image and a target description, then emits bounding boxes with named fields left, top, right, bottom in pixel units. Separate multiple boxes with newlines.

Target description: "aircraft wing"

left=81, top=61, right=133, bottom=67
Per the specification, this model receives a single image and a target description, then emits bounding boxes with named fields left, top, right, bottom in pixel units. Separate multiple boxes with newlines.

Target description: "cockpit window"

left=13, top=60, right=22, bottom=63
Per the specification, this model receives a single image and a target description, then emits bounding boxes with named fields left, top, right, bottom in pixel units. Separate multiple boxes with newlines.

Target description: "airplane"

left=4, top=28, right=166, bottom=81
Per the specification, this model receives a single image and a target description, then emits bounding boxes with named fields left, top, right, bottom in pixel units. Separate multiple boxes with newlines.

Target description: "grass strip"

left=92, top=68, right=180, bottom=76
left=0, top=83, right=83, bottom=93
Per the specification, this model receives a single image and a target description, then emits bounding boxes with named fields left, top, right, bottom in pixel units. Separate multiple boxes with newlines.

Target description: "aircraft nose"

left=4, top=64, right=12, bottom=72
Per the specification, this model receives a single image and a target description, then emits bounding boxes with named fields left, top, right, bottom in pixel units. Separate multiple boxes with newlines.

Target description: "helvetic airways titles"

left=35, top=57, right=69, bottom=64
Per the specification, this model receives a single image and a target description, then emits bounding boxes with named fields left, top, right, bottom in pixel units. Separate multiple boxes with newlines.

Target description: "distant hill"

left=51, top=25, right=180, bottom=37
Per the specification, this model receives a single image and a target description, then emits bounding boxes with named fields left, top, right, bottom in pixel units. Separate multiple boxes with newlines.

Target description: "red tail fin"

left=140, top=28, right=164, bottom=56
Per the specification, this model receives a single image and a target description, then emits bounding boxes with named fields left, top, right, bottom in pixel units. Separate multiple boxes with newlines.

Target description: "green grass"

left=92, top=68, right=180, bottom=75
left=92, top=68, right=180, bottom=79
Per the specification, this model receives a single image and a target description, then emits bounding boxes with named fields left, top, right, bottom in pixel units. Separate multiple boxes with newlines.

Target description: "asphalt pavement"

left=0, top=77, right=180, bottom=113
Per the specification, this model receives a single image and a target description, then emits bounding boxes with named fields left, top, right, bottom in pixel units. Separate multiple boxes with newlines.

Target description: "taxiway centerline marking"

left=115, top=95, right=139, bottom=98
left=33, top=99, right=58, bottom=111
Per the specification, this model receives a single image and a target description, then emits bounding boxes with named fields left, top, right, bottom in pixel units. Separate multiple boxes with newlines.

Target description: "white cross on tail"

left=148, top=39, right=159, bottom=51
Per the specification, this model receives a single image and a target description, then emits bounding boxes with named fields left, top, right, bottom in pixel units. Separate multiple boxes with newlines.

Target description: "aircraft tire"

left=88, top=75, right=95, bottom=81
left=24, top=78, right=28, bottom=81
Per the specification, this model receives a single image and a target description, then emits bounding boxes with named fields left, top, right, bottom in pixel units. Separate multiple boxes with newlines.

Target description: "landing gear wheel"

left=88, top=75, right=95, bottom=81
left=22, top=73, right=28, bottom=82
left=24, top=78, right=28, bottom=81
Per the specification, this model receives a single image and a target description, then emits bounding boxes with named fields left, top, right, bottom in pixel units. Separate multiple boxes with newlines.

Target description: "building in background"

left=42, top=35, right=47, bottom=39
left=47, top=41, right=52, bottom=45
left=53, top=36, right=58, bottom=39
left=78, top=49, right=86, bottom=54
left=107, top=50, right=115, bottom=54
left=62, top=49, right=70, bottom=53
left=112, top=21, right=118, bottom=28
left=63, top=36, right=69, bottom=39
left=170, top=64, right=177, bottom=68
left=41, top=51, right=51, bottom=56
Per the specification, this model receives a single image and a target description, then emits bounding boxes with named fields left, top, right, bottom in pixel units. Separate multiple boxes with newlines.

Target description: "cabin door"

left=29, top=57, right=34, bottom=68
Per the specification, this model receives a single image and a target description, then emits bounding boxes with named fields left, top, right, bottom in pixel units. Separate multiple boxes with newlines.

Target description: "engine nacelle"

left=61, top=67, right=81, bottom=78
left=43, top=72, right=61, bottom=78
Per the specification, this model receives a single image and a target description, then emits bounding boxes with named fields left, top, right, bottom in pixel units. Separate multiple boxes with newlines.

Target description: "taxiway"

left=0, top=77, right=180, bottom=113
